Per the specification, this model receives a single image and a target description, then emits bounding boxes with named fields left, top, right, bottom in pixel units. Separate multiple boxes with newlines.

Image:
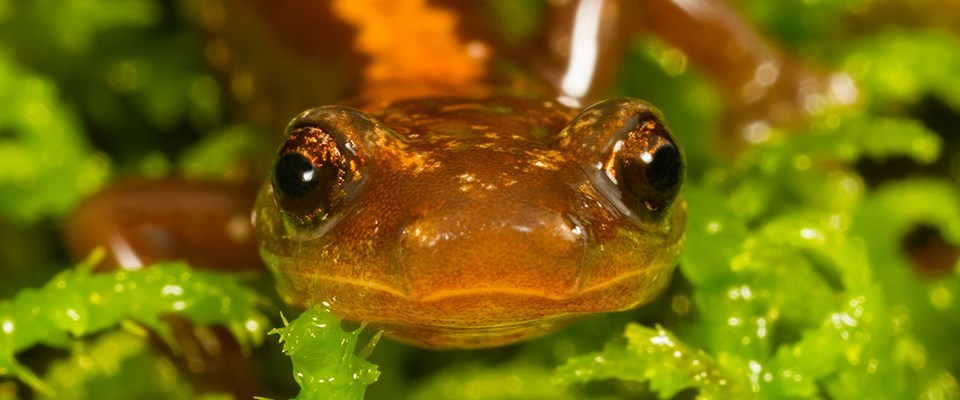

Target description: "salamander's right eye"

left=272, top=124, right=361, bottom=228
left=274, top=152, right=325, bottom=200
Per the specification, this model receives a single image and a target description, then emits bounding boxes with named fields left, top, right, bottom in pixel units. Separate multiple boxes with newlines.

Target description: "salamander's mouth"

left=305, top=266, right=658, bottom=302
left=267, top=258, right=675, bottom=348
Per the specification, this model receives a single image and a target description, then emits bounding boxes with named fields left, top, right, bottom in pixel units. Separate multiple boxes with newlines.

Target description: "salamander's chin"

left=375, top=317, right=578, bottom=349
left=269, top=258, right=675, bottom=348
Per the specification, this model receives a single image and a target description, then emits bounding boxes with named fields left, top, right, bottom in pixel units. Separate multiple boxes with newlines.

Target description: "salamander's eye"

left=272, top=125, right=361, bottom=228
left=605, top=116, right=684, bottom=220
left=274, top=152, right=324, bottom=199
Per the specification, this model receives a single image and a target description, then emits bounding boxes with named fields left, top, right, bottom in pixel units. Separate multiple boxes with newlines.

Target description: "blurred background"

left=1, top=0, right=960, bottom=399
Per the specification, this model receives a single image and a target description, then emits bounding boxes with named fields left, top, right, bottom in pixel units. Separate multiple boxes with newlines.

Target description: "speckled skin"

left=256, top=95, right=686, bottom=348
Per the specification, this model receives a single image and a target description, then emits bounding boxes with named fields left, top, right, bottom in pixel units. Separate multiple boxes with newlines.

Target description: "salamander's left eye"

left=605, top=116, right=684, bottom=219
left=274, top=152, right=326, bottom=199
left=559, top=98, right=686, bottom=222
left=272, top=125, right=360, bottom=228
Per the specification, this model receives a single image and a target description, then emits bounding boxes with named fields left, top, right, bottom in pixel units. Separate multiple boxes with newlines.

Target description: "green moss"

left=270, top=306, right=380, bottom=400
left=40, top=330, right=230, bottom=400
left=557, top=324, right=750, bottom=399
left=0, top=252, right=267, bottom=397
left=0, top=53, right=110, bottom=223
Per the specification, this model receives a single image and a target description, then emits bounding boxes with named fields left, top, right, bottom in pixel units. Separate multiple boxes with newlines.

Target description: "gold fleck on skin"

left=523, top=149, right=566, bottom=171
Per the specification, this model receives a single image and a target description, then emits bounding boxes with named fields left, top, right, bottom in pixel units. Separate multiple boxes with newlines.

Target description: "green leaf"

left=557, top=324, right=751, bottom=399
left=853, top=180, right=960, bottom=368
left=0, top=53, right=110, bottom=223
left=410, top=363, right=571, bottom=400
left=270, top=305, right=380, bottom=400
left=40, top=330, right=221, bottom=400
left=0, top=257, right=268, bottom=396
left=747, top=112, right=942, bottom=166
left=841, top=30, right=960, bottom=110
